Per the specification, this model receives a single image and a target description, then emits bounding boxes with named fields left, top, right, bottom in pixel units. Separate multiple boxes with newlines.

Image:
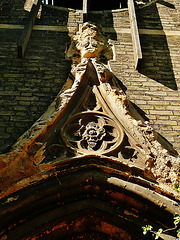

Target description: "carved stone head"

left=74, top=23, right=105, bottom=59
left=66, top=22, right=113, bottom=62
left=80, top=121, right=106, bottom=149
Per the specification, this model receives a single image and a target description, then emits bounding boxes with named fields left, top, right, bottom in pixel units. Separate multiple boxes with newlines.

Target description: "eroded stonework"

left=1, top=0, right=180, bottom=238
left=62, top=112, right=124, bottom=155
left=60, top=22, right=180, bottom=189
left=66, top=22, right=113, bottom=63
left=0, top=22, right=179, bottom=201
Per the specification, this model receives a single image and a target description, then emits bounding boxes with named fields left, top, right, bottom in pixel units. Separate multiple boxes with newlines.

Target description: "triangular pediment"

left=0, top=22, right=179, bottom=201
left=38, top=59, right=152, bottom=170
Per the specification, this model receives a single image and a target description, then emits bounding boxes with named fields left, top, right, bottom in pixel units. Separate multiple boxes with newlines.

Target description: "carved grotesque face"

left=81, top=121, right=106, bottom=149
left=63, top=113, right=124, bottom=154
left=74, top=23, right=106, bottom=59
left=80, top=36, right=99, bottom=58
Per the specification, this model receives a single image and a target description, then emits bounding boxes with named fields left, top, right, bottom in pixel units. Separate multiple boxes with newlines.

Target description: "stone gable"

left=0, top=0, right=180, bottom=154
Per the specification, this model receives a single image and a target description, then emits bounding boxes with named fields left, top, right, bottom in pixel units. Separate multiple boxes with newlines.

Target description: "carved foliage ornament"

left=62, top=112, right=124, bottom=155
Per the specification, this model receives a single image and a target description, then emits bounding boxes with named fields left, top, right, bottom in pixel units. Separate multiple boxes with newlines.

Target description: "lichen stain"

left=8, top=223, right=16, bottom=231
left=84, top=185, right=92, bottom=191
left=110, top=192, right=144, bottom=210
left=0, top=235, right=7, bottom=240
left=94, top=186, right=100, bottom=191
left=0, top=161, right=53, bottom=199
left=124, top=209, right=139, bottom=218
left=111, top=200, right=117, bottom=204
left=96, top=221, right=132, bottom=240
left=0, top=151, right=39, bottom=197
left=0, top=146, right=60, bottom=199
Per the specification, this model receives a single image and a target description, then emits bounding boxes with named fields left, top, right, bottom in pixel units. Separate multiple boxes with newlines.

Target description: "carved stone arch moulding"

left=62, top=111, right=124, bottom=155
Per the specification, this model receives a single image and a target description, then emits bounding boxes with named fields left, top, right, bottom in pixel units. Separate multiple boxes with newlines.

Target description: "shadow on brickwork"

left=0, top=6, right=72, bottom=153
left=136, top=4, right=177, bottom=90
left=0, top=2, right=119, bottom=154
left=88, top=11, right=117, bottom=41
left=0, top=0, right=27, bottom=24
left=158, top=0, right=175, bottom=9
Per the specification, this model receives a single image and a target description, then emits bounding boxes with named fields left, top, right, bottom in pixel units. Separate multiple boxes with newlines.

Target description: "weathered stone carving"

left=79, top=121, right=106, bottom=149
left=62, top=112, right=124, bottom=155
left=53, top=23, right=115, bottom=122
left=99, top=83, right=180, bottom=188
left=66, top=22, right=113, bottom=63
left=0, top=22, right=179, bottom=200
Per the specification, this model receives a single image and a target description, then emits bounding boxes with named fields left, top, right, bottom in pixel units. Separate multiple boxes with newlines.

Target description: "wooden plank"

left=83, top=0, right=88, bottom=22
left=17, top=0, right=41, bottom=58
left=128, top=0, right=142, bottom=69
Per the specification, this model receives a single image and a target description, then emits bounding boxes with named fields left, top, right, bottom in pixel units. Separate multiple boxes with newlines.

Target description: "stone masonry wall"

left=98, top=0, right=180, bottom=153
left=0, top=0, right=180, bottom=154
left=0, top=1, right=72, bottom=150
left=130, top=0, right=180, bottom=151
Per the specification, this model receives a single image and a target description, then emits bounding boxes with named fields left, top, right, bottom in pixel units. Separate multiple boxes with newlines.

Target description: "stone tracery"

left=62, top=112, right=124, bottom=155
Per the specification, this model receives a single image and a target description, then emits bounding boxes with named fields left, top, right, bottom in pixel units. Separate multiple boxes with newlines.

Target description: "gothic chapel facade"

left=0, top=0, right=180, bottom=239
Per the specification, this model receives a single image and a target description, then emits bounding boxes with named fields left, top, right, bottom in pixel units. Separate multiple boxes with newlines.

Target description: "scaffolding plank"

left=18, top=0, right=41, bottom=58
left=128, top=0, right=142, bottom=69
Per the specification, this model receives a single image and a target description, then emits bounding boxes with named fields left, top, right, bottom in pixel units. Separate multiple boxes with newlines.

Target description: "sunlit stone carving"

left=4, top=22, right=179, bottom=195
left=79, top=121, right=106, bottom=149
left=66, top=22, right=113, bottom=62
left=62, top=112, right=124, bottom=155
